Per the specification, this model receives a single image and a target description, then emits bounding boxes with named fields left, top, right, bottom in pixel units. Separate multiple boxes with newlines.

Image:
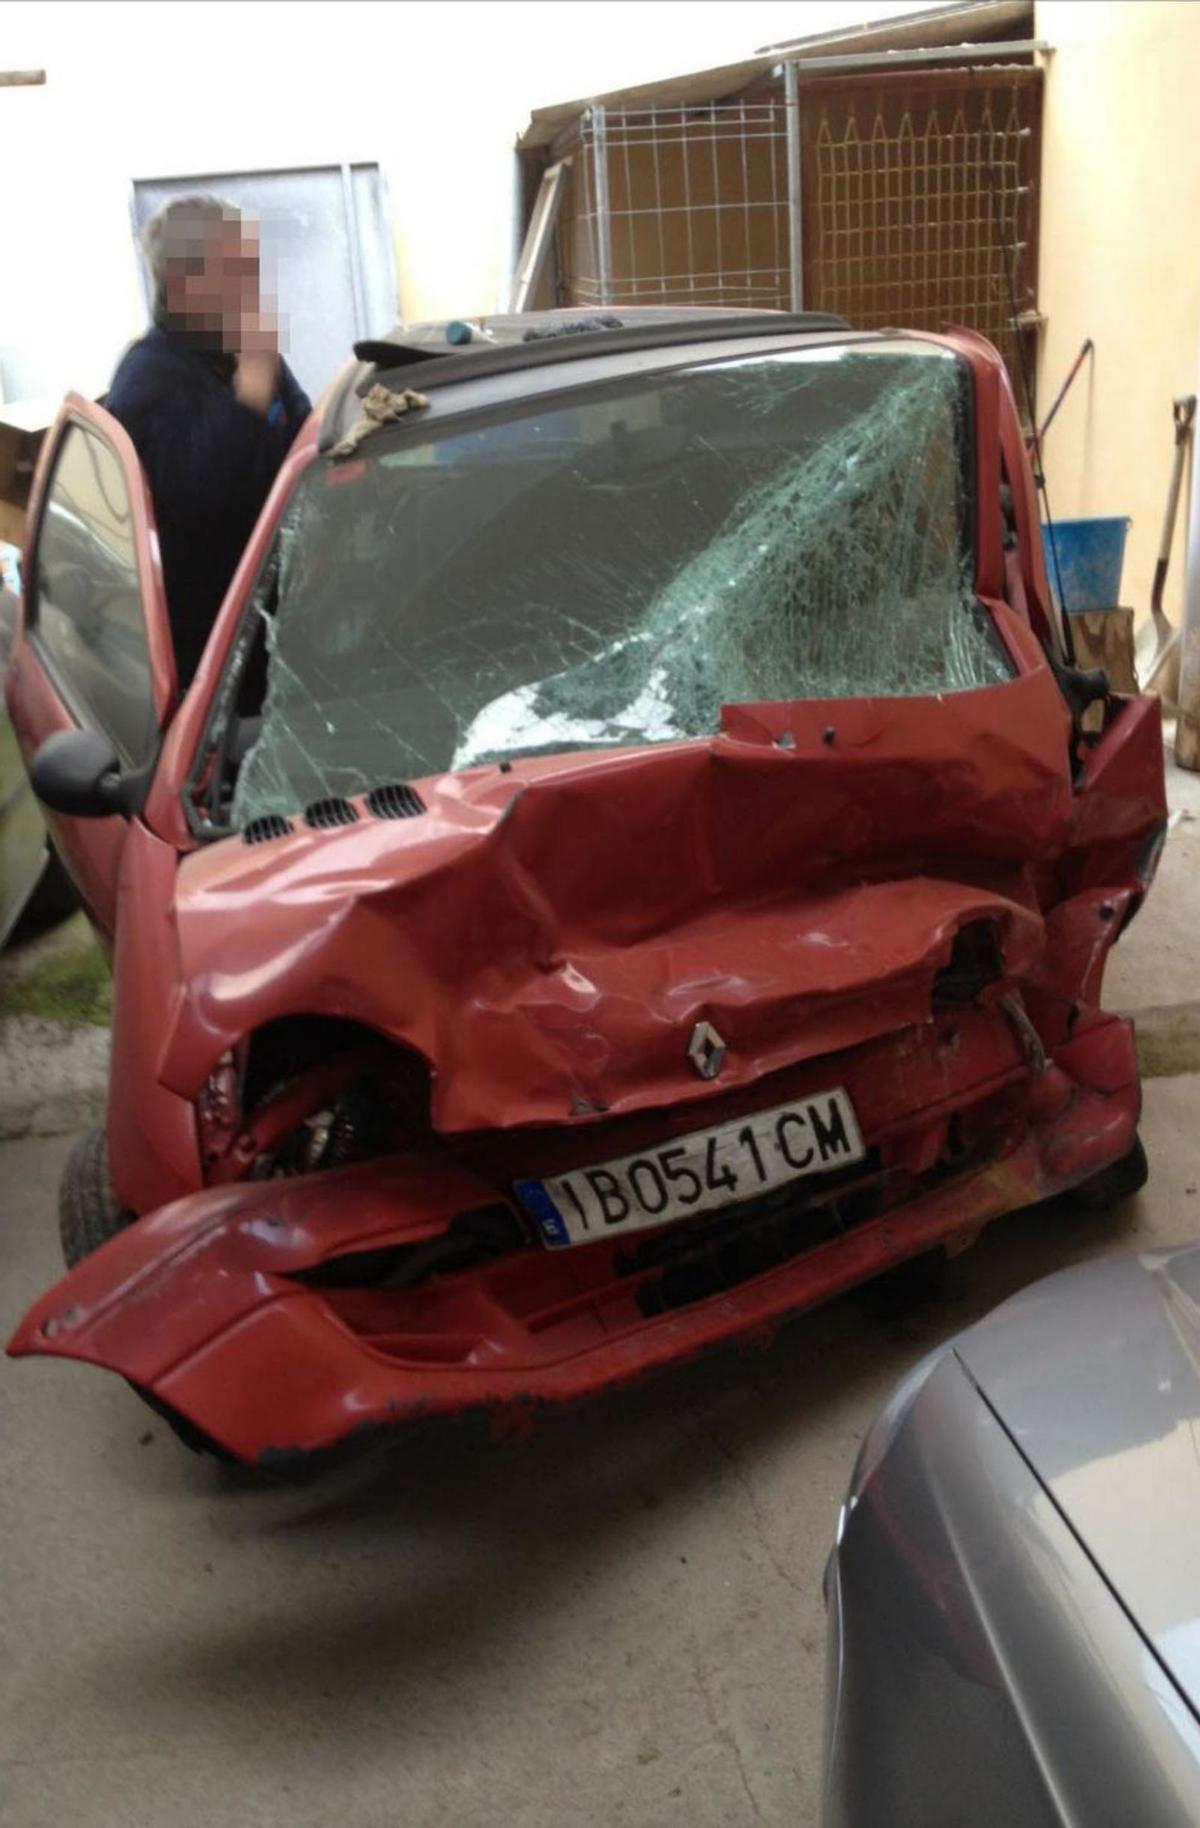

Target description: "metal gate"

left=548, top=62, right=1041, bottom=400
left=557, top=98, right=792, bottom=311
left=799, top=68, right=1042, bottom=393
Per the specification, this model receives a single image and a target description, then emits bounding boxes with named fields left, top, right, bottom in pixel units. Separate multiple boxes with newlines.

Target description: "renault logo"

left=687, top=1021, right=727, bottom=1081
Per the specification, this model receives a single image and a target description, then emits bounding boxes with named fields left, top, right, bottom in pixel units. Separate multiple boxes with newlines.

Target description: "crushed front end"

left=7, top=670, right=1162, bottom=1466
left=7, top=976, right=1143, bottom=1469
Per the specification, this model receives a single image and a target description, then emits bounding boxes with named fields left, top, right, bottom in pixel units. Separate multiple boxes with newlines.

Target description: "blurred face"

left=164, top=216, right=275, bottom=352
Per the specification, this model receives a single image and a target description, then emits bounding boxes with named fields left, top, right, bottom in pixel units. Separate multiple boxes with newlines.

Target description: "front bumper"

left=7, top=1011, right=1140, bottom=1468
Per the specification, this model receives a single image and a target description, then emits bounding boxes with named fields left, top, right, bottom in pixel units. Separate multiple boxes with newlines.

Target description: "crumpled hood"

left=956, top=1243, right=1200, bottom=1718
left=165, top=672, right=1073, bottom=1131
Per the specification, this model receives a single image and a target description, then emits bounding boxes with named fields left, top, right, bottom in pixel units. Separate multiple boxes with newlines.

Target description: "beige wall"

left=0, top=0, right=918, bottom=404
left=1037, top=0, right=1200, bottom=623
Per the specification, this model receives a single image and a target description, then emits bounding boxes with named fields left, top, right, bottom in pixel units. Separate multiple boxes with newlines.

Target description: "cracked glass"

left=232, top=341, right=1012, bottom=822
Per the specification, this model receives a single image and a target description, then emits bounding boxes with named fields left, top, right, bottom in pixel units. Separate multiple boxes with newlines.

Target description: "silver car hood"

left=956, top=1244, right=1200, bottom=1714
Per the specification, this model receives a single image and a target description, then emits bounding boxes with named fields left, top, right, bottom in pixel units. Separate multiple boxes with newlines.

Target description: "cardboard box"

left=1070, top=607, right=1138, bottom=694
left=0, top=398, right=55, bottom=549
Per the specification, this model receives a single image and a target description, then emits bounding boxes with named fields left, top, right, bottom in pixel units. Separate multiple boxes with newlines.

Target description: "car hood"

left=956, top=1243, right=1200, bottom=1717
left=163, top=672, right=1077, bottom=1132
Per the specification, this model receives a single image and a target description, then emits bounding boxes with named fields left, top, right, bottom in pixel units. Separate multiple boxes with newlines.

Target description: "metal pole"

left=591, top=106, right=614, bottom=307
left=511, top=160, right=571, bottom=313
left=784, top=63, right=803, bottom=312
left=340, top=164, right=369, bottom=340
left=502, top=150, right=523, bottom=314
left=758, top=37, right=1049, bottom=68
left=127, top=180, right=152, bottom=319
left=1176, top=343, right=1200, bottom=769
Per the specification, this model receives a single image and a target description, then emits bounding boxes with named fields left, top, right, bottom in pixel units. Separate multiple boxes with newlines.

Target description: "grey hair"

left=141, top=193, right=241, bottom=323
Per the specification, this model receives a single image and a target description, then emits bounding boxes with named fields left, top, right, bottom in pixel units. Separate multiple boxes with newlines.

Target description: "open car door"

left=4, top=394, right=175, bottom=939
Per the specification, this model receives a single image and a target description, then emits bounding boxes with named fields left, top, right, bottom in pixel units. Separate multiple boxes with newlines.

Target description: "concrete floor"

left=2, top=1075, right=1199, bottom=1828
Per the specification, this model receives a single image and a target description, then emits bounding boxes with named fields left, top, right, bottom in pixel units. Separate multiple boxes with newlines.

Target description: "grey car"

left=823, top=1245, right=1200, bottom=1825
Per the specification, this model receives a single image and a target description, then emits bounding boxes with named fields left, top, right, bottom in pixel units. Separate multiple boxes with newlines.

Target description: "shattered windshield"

left=232, top=340, right=1012, bottom=821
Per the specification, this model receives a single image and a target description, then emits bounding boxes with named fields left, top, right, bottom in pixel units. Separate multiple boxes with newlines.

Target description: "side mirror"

left=30, top=729, right=126, bottom=818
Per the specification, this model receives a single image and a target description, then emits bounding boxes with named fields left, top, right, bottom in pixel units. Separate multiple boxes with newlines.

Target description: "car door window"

left=31, top=423, right=156, bottom=766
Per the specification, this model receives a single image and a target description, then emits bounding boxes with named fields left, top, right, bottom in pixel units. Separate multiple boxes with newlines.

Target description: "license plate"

left=515, top=1088, right=865, bottom=1249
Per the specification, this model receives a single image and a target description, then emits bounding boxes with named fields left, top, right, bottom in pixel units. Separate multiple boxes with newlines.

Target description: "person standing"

left=105, top=195, right=311, bottom=687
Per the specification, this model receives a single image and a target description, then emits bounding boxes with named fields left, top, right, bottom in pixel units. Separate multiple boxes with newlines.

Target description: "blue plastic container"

left=1040, top=516, right=1131, bottom=613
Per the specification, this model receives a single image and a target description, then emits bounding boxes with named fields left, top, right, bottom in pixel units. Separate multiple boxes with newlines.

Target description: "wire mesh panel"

left=545, top=65, right=1042, bottom=405
left=798, top=68, right=1042, bottom=397
left=557, top=100, right=791, bottom=309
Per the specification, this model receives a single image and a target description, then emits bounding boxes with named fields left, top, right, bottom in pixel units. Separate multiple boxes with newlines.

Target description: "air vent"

left=365, top=782, right=426, bottom=820
left=303, top=796, right=359, bottom=831
left=241, top=814, right=292, bottom=845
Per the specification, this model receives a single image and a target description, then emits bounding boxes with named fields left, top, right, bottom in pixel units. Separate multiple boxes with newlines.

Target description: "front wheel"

left=57, top=1127, right=229, bottom=1459
left=58, top=1126, right=133, bottom=1267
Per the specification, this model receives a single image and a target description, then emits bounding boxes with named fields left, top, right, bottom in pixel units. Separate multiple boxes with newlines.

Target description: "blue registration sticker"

left=514, top=1178, right=570, bottom=1249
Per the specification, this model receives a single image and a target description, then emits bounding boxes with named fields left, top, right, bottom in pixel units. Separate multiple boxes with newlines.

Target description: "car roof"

left=320, top=305, right=862, bottom=451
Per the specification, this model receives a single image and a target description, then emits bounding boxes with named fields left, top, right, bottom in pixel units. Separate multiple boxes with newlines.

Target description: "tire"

left=1069, top=1135, right=1149, bottom=1212
left=57, top=1126, right=232, bottom=1461
left=58, top=1126, right=133, bottom=1268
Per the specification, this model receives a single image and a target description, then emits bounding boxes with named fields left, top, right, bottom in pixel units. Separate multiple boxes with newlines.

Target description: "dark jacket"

left=105, top=328, right=311, bottom=687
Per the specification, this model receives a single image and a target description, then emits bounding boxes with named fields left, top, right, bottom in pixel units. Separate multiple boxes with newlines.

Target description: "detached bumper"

left=7, top=1016, right=1140, bottom=1468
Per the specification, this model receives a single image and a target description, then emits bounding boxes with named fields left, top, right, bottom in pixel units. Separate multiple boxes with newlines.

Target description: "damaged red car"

left=4, top=307, right=1166, bottom=1469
